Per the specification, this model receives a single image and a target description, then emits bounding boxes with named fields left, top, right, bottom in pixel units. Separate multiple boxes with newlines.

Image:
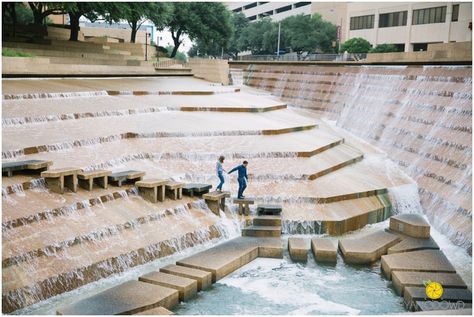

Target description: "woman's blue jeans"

left=217, top=172, right=225, bottom=190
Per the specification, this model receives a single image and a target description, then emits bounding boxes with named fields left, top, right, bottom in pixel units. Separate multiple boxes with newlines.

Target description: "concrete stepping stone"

left=77, top=169, right=111, bottom=191
left=41, top=167, right=81, bottom=194
left=339, top=230, right=401, bottom=264
left=203, top=191, right=227, bottom=215
left=311, top=238, right=337, bottom=263
left=253, top=215, right=281, bottom=226
left=109, top=170, right=145, bottom=187
left=404, top=287, right=472, bottom=307
left=233, top=197, right=255, bottom=215
left=388, top=235, right=439, bottom=254
left=2, top=159, right=52, bottom=177
left=176, top=237, right=282, bottom=282
left=390, top=214, right=430, bottom=239
left=381, top=250, right=456, bottom=280
left=392, top=271, right=467, bottom=296
left=242, top=225, right=281, bottom=237
left=182, top=183, right=212, bottom=197
left=288, top=237, right=309, bottom=262
left=165, top=181, right=184, bottom=200
left=139, top=271, right=197, bottom=301
left=257, top=204, right=282, bottom=215
left=136, top=179, right=168, bottom=203
left=135, top=306, right=174, bottom=315
left=56, top=280, right=179, bottom=315
left=160, top=264, right=212, bottom=291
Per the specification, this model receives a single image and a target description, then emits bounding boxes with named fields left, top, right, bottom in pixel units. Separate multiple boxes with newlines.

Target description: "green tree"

left=370, top=43, right=399, bottom=53
left=281, top=14, right=336, bottom=54
left=28, top=2, right=65, bottom=26
left=340, top=37, right=372, bottom=53
left=227, top=12, right=249, bottom=58
left=238, top=18, right=274, bottom=54
left=167, top=2, right=232, bottom=58
left=166, top=45, right=187, bottom=62
left=60, top=2, right=102, bottom=41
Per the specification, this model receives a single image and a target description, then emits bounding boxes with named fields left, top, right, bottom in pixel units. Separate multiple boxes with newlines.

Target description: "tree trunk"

left=170, top=29, right=182, bottom=58
left=69, top=13, right=80, bottom=41
left=130, top=20, right=137, bottom=43
left=29, top=3, right=43, bottom=25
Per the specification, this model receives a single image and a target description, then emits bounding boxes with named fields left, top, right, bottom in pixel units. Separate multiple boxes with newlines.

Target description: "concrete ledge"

left=136, top=306, right=174, bottom=315
left=253, top=216, right=281, bottom=227
left=242, top=226, right=281, bottom=238
left=160, top=264, right=212, bottom=291
left=288, top=237, right=309, bottom=262
left=381, top=250, right=456, bottom=280
left=387, top=234, right=439, bottom=254
left=392, top=271, right=467, bottom=296
left=404, top=287, right=472, bottom=308
left=56, top=280, right=179, bottom=315
left=339, top=230, right=401, bottom=264
left=389, top=214, right=430, bottom=239
left=139, top=272, right=197, bottom=301
left=311, top=238, right=337, bottom=263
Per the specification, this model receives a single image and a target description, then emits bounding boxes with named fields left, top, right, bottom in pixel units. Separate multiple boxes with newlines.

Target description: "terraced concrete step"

left=404, top=287, right=472, bottom=308
left=56, top=280, right=179, bottom=315
left=389, top=214, right=430, bottom=239
left=139, top=272, right=197, bottom=301
left=253, top=215, right=281, bottom=226
left=392, top=271, right=467, bottom=296
left=257, top=204, right=282, bottom=215
left=386, top=230, right=439, bottom=254
left=288, top=237, right=309, bottom=262
left=311, top=238, right=338, bottom=263
left=136, top=306, right=174, bottom=315
left=241, top=225, right=281, bottom=237
left=339, top=230, right=401, bottom=264
left=160, top=264, right=212, bottom=291
left=381, top=250, right=456, bottom=280
left=176, top=237, right=283, bottom=282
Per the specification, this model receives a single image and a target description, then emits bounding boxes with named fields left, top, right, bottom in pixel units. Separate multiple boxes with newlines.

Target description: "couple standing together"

left=216, top=156, right=248, bottom=199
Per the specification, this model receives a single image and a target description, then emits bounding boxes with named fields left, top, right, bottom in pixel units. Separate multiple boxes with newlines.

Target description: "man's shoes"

left=238, top=196, right=245, bottom=199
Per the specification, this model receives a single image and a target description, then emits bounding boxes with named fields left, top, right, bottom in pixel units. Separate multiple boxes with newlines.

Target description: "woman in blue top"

left=216, top=156, right=226, bottom=191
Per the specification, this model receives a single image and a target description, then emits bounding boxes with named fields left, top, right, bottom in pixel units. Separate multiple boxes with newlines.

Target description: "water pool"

left=174, top=253, right=407, bottom=315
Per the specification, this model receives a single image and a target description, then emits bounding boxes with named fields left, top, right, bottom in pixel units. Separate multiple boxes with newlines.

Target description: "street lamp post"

left=145, top=32, right=148, bottom=61
left=277, top=22, right=281, bottom=57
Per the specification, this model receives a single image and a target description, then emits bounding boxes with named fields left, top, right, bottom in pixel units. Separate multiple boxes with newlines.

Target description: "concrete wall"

left=81, top=27, right=148, bottom=44
left=232, top=62, right=472, bottom=251
left=46, top=26, right=84, bottom=41
left=189, top=58, right=229, bottom=85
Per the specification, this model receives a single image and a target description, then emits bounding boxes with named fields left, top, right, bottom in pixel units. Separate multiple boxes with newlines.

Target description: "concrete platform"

left=77, top=169, right=111, bottom=191
left=176, top=237, right=282, bottom=282
left=381, top=250, right=456, bottom=280
left=2, top=159, right=52, bottom=177
left=311, top=238, right=338, bottom=263
left=182, top=183, right=212, bottom=197
left=139, top=272, right=197, bottom=301
left=389, top=214, right=430, bottom=239
left=253, top=215, right=282, bottom=226
left=233, top=197, right=255, bottom=215
left=56, top=280, right=179, bottom=315
left=242, top=225, right=281, bottom=237
left=41, top=167, right=81, bottom=194
left=203, top=191, right=227, bottom=215
left=404, top=286, right=472, bottom=306
left=135, top=178, right=168, bottom=203
left=288, top=237, right=309, bottom=262
left=160, top=264, right=212, bottom=291
left=387, top=234, right=439, bottom=254
left=392, top=271, right=467, bottom=296
left=413, top=304, right=472, bottom=314
left=257, top=204, right=282, bottom=215
left=135, top=306, right=174, bottom=315
left=339, top=230, right=401, bottom=264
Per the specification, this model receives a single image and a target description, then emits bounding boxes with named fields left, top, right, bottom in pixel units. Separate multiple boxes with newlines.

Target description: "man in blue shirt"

left=228, top=160, right=248, bottom=199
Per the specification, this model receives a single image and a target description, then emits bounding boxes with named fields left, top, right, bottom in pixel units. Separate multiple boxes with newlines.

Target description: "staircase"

left=242, top=208, right=282, bottom=237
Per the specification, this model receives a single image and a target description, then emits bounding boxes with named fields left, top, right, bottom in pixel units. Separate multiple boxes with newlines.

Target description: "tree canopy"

left=340, top=37, right=372, bottom=53
left=369, top=43, right=399, bottom=53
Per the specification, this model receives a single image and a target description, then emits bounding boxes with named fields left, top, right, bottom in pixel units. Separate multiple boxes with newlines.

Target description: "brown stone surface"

left=339, top=230, right=401, bottom=264
left=414, top=305, right=472, bottom=314
left=253, top=216, right=282, bottom=226
left=242, top=225, right=281, bottom=238
left=381, top=250, right=456, bottom=280
left=136, top=178, right=169, bottom=188
left=135, top=306, right=174, bottom=315
left=311, top=238, right=338, bottom=263
left=392, top=271, right=467, bottom=296
left=387, top=234, right=439, bottom=254
left=404, top=286, right=472, bottom=305
left=160, top=264, right=212, bottom=291
left=389, top=214, right=431, bottom=239
left=139, top=271, right=197, bottom=301
left=56, top=280, right=179, bottom=315
left=288, top=237, right=309, bottom=262
left=176, top=237, right=282, bottom=282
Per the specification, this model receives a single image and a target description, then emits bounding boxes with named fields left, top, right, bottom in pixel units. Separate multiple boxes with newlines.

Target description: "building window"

left=258, top=2, right=268, bottom=5
left=248, top=15, right=257, bottom=21
left=412, top=6, right=447, bottom=25
left=294, top=2, right=311, bottom=8
left=452, top=4, right=459, bottom=22
left=350, top=15, right=375, bottom=30
left=244, top=2, right=257, bottom=10
left=258, top=10, right=273, bottom=18
left=276, top=5, right=292, bottom=14
left=379, top=11, right=408, bottom=27
left=232, top=7, right=242, bottom=13
left=413, top=43, right=429, bottom=51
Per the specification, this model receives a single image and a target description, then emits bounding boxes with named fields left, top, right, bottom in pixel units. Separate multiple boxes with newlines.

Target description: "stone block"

left=41, top=167, right=81, bottom=194
left=77, top=169, right=111, bottom=191
left=390, top=214, right=430, bottom=239
left=387, top=234, right=439, bottom=254
left=203, top=191, right=227, bottom=215
left=339, top=230, right=401, bottom=264
left=404, top=287, right=472, bottom=309
left=109, top=170, right=145, bottom=187
left=381, top=250, right=456, bottom=280
left=136, top=179, right=168, bottom=203
left=139, top=272, right=197, bottom=301
left=2, top=159, right=52, bottom=177
left=289, top=237, right=309, bottom=262
left=311, top=238, right=337, bottom=263
left=253, top=216, right=281, bottom=226
left=135, top=306, right=174, bottom=315
left=160, top=264, right=212, bottom=291
left=233, top=197, right=255, bottom=215
left=257, top=204, right=282, bottom=216
left=242, top=225, right=281, bottom=238
left=165, top=181, right=184, bottom=200
left=182, top=183, right=212, bottom=197
left=392, top=271, right=467, bottom=296
left=56, top=280, right=179, bottom=315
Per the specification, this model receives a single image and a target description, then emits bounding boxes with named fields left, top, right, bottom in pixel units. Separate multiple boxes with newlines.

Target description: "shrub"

left=2, top=49, right=34, bottom=57
left=340, top=37, right=372, bottom=53
left=370, top=44, right=399, bottom=53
